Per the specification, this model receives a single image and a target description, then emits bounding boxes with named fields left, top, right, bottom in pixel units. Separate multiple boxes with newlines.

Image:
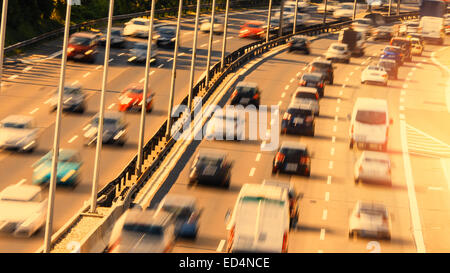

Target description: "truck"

left=419, top=16, right=445, bottom=44
left=338, top=27, right=366, bottom=57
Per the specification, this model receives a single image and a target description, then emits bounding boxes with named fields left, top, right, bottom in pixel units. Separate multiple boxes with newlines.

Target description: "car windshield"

left=126, top=88, right=143, bottom=94
left=69, top=36, right=91, bottom=46
left=295, top=92, right=317, bottom=100
left=288, top=108, right=312, bottom=116
left=302, top=74, right=321, bottom=82
left=392, top=40, right=410, bottom=46
left=312, top=62, right=330, bottom=70
left=198, top=156, right=222, bottom=166
left=123, top=224, right=163, bottom=237
left=92, top=117, right=118, bottom=127
left=280, top=147, right=306, bottom=158
left=385, top=47, right=401, bottom=53
left=408, top=23, right=419, bottom=27
left=364, top=157, right=389, bottom=165
left=237, top=86, right=256, bottom=94
left=159, top=28, right=175, bottom=35
left=292, top=38, right=306, bottom=43
left=134, top=44, right=147, bottom=50
left=240, top=196, right=285, bottom=206
left=355, top=110, right=386, bottom=125
left=247, top=24, right=262, bottom=28
left=379, top=61, right=395, bottom=68
left=64, top=87, right=81, bottom=95
left=162, top=206, right=192, bottom=219
left=133, top=20, right=148, bottom=26
left=332, top=45, right=346, bottom=51
left=1, top=122, right=26, bottom=129
left=111, top=30, right=121, bottom=36
left=368, top=66, right=383, bottom=71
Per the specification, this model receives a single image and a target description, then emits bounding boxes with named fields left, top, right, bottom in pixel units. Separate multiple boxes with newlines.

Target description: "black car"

left=230, top=81, right=261, bottom=108
left=299, top=72, right=326, bottom=97
left=189, top=150, right=232, bottom=188
left=99, top=27, right=126, bottom=48
left=128, top=42, right=158, bottom=65
left=83, top=111, right=128, bottom=146
left=390, top=37, right=412, bottom=62
left=372, top=26, right=393, bottom=41
left=49, top=85, right=86, bottom=113
left=307, top=59, right=334, bottom=84
left=288, top=35, right=310, bottom=54
left=155, top=25, right=176, bottom=48
left=378, top=59, right=398, bottom=80
left=272, top=141, right=311, bottom=176
left=281, top=101, right=315, bottom=136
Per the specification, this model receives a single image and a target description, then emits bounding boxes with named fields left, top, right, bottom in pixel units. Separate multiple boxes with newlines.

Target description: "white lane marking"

left=327, top=176, right=331, bottom=185
left=139, top=78, right=145, bottom=83
left=332, top=136, right=336, bottom=143
left=216, top=240, right=225, bottom=252
left=403, top=83, right=409, bottom=89
left=226, top=36, right=233, bottom=40
left=118, top=53, right=125, bottom=57
left=428, top=187, right=443, bottom=191
left=320, top=228, right=326, bottom=240
left=149, top=71, right=155, bottom=76
left=201, top=43, right=207, bottom=47
left=278, top=101, right=282, bottom=106
left=406, top=77, right=411, bottom=82
left=296, top=72, right=301, bottom=77
left=23, top=66, right=33, bottom=72
left=325, top=192, right=330, bottom=201
left=330, top=147, right=335, bottom=156
left=440, top=158, right=450, bottom=190
left=83, top=72, right=91, bottom=78
left=408, top=71, right=413, bottom=77
left=399, top=105, right=405, bottom=111
left=8, top=74, right=18, bottom=80
left=355, top=67, right=360, bottom=70
left=72, top=80, right=79, bottom=86
left=336, top=107, right=340, bottom=112
left=17, top=179, right=27, bottom=185
left=109, top=58, right=114, bottom=62
left=108, top=103, right=116, bottom=110
left=167, top=58, right=174, bottom=63
left=342, top=84, right=346, bottom=88
left=322, top=209, right=328, bottom=220
left=68, top=135, right=78, bottom=144
left=281, top=92, right=286, bottom=98
left=345, top=77, right=349, bottom=82
left=249, top=167, right=256, bottom=177
left=290, top=78, right=295, bottom=83
left=328, top=161, right=333, bottom=169
left=349, top=71, right=354, bottom=76
left=334, top=116, right=338, bottom=122
left=339, top=90, right=343, bottom=96
left=401, top=90, right=406, bottom=95
left=29, top=108, right=39, bottom=115
left=318, top=250, right=324, bottom=253
left=255, top=153, right=261, bottom=162
left=96, top=65, right=103, bottom=70
left=178, top=52, right=185, bottom=57
left=337, top=98, right=341, bottom=104
left=158, top=64, right=164, bottom=68
left=285, top=85, right=290, bottom=90
left=400, top=97, right=405, bottom=103
left=399, top=119, right=426, bottom=253
left=333, top=125, right=337, bottom=132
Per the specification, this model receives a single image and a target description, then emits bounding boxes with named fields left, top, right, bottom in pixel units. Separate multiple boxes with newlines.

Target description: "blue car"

left=380, top=46, right=403, bottom=66
left=157, top=194, right=201, bottom=239
left=32, top=149, right=82, bottom=187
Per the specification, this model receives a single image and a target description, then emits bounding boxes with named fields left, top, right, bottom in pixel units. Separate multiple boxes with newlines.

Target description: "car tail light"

left=351, top=124, right=354, bottom=134
left=283, top=113, right=291, bottom=120
left=231, top=90, right=237, bottom=98
left=299, top=80, right=306, bottom=86
left=318, top=83, right=324, bottom=88
left=227, top=225, right=235, bottom=252
left=315, top=93, right=319, bottom=100
left=275, top=152, right=285, bottom=163
left=311, top=67, right=315, bottom=72
left=253, top=93, right=259, bottom=100
left=382, top=74, right=387, bottom=78
left=356, top=212, right=360, bottom=218
left=282, top=231, right=288, bottom=253
left=288, top=42, right=292, bottom=46
left=300, top=156, right=308, bottom=164
left=382, top=215, right=389, bottom=225
left=359, top=165, right=363, bottom=172
left=305, top=116, right=313, bottom=123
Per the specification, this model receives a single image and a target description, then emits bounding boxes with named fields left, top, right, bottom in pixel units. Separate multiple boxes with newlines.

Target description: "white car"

left=361, top=65, right=388, bottom=86
left=0, top=184, right=47, bottom=237
left=123, top=18, right=151, bottom=37
left=0, top=115, right=39, bottom=152
left=291, top=87, right=320, bottom=115
left=410, top=37, right=424, bottom=56
left=354, top=151, right=392, bottom=185
left=349, top=97, right=393, bottom=151
left=352, top=18, right=372, bottom=33
left=107, top=208, right=176, bottom=253
left=333, top=3, right=359, bottom=18
left=349, top=201, right=391, bottom=240
left=200, top=17, right=224, bottom=33
left=205, top=110, right=245, bottom=140
left=325, top=43, right=351, bottom=63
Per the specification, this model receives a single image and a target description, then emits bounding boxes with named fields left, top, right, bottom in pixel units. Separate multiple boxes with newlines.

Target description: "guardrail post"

left=0, top=0, right=7, bottom=94
left=266, top=0, right=273, bottom=43
left=388, top=0, right=392, bottom=16
left=188, top=0, right=201, bottom=111
left=396, top=0, right=400, bottom=15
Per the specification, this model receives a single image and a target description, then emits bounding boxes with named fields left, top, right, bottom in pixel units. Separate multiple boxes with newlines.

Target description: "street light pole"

left=396, top=0, right=400, bottom=15
left=323, top=0, right=328, bottom=24
left=220, top=0, right=230, bottom=70
left=293, top=0, right=299, bottom=34
left=205, top=0, right=216, bottom=88
left=266, top=0, right=273, bottom=43
left=279, top=0, right=285, bottom=37
left=188, top=0, right=201, bottom=110
left=388, top=0, right=392, bottom=15
left=0, top=0, right=8, bottom=94
left=353, top=0, right=357, bottom=20
left=166, top=0, right=184, bottom=138
left=90, top=0, right=114, bottom=214
left=137, top=0, right=156, bottom=176
left=43, top=0, right=72, bottom=253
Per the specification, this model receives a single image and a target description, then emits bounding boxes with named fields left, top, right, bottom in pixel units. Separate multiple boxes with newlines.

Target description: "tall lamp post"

left=0, top=0, right=8, bottom=93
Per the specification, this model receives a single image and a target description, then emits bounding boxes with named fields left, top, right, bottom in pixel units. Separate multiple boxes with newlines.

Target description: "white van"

left=349, top=98, right=393, bottom=151
left=225, top=184, right=290, bottom=253
left=419, top=16, right=445, bottom=45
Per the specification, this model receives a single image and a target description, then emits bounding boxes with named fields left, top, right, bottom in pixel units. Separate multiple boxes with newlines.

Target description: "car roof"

left=236, top=81, right=258, bottom=89
left=295, top=86, right=318, bottom=94
left=94, top=111, right=124, bottom=120
left=280, top=141, right=307, bottom=151
left=124, top=83, right=144, bottom=90
left=161, top=194, right=197, bottom=208
left=288, top=100, right=315, bottom=111
left=356, top=201, right=388, bottom=212
left=330, top=42, right=348, bottom=47
left=245, top=20, right=264, bottom=25
left=71, top=32, right=97, bottom=39
left=239, top=183, right=287, bottom=201
left=198, top=149, right=227, bottom=159
left=361, top=151, right=390, bottom=161
left=1, top=115, right=34, bottom=124
left=311, top=58, right=332, bottom=65
left=354, top=97, right=388, bottom=111
left=1, top=184, right=41, bottom=201
left=302, top=72, right=323, bottom=79
left=125, top=209, right=173, bottom=227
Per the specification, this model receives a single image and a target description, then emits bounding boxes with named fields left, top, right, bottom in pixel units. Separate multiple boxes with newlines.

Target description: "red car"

left=67, top=32, right=99, bottom=63
left=118, top=83, right=154, bottom=112
left=239, top=21, right=266, bottom=39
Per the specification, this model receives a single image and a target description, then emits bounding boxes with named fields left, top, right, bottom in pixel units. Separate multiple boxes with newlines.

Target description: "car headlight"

left=85, top=50, right=94, bottom=55
left=67, top=47, right=75, bottom=53
left=171, top=38, right=176, bottom=42
left=84, top=127, right=97, bottom=138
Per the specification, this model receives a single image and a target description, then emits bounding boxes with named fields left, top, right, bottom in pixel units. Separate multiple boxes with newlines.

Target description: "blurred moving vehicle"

left=239, top=21, right=266, bottom=39
left=404, top=21, right=420, bottom=35
left=83, top=112, right=128, bottom=146
left=205, top=110, right=245, bottom=140
left=354, top=151, right=392, bottom=185
left=99, top=27, right=126, bottom=48
left=349, top=201, right=391, bottom=240
left=361, top=65, right=388, bottom=86
left=377, top=59, right=398, bottom=80
left=325, top=43, right=351, bottom=63
left=200, top=17, right=224, bottom=33
left=67, top=32, right=99, bottom=63
left=230, top=81, right=261, bottom=108
left=225, top=183, right=291, bottom=253
left=107, top=208, right=176, bottom=253
left=281, top=100, right=316, bottom=136
left=32, top=149, right=82, bottom=187
left=118, top=83, right=154, bottom=112
left=372, top=26, right=393, bottom=41
left=339, top=27, right=366, bottom=57
left=292, top=13, right=311, bottom=27
left=410, top=37, right=424, bottom=56
left=352, top=18, right=372, bottom=34
left=419, top=16, right=445, bottom=45
left=155, top=25, right=177, bottom=48
left=0, top=115, right=39, bottom=153
left=0, top=184, right=47, bottom=237
left=349, top=97, right=393, bottom=151
left=390, top=37, right=412, bottom=62
left=288, top=35, right=310, bottom=54
left=49, top=85, right=86, bottom=113
left=189, top=149, right=232, bottom=188
left=380, top=45, right=404, bottom=65
left=128, top=42, right=158, bottom=65
left=307, top=59, right=334, bottom=84
left=123, top=18, right=151, bottom=37
left=272, top=141, right=312, bottom=176
left=157, top=194, right=201, bottom=239
left=445, top=14, right=450, bottom=34
left=299, top=72, right=326, bottom=97
left=291, top=87, right=320, bottom=116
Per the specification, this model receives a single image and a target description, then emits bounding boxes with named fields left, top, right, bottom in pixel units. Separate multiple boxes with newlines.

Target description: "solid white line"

left=322, top=209, right=328, bottom=220
left=440, top=158, right=450, bottom=190
left=255, top=153, right=261, bottom=162
left=320, top=228, right=326, bottom=240
left=68, top=135, right=78, bottom=144
left=399, top=119, right=426, bottom=253
left=216, top=240, right=225, bottom=252
left=29, top=108, right=39, bottom=115
left=249, top=167, right=256, bottom=177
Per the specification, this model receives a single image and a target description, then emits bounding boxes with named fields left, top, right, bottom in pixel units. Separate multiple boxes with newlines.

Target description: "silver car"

left=354, top=151, right=392, bottom=185
left=349, top=201, right=392, bottom=240
left=48, top=85, right=86, bottom=113
left=128, top=42, right=158, bottom=65
left=290, top=87, right=320, bottom=116
left=0, top=115, right=39, bottom=152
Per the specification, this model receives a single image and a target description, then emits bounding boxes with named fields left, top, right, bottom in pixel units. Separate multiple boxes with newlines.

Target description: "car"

left=128, top=42, right=158, bottom=65
left=380, top=45, right=403, bottom=65
left=239, top=21, right=266, bottom=39
left=354, top=151, right=392, bottom=185
left=67, top=32, right=99, bottom=63
left=0, top=183, right=47, bottom=237
left=288, top=35, right=310, bottom=54
left=352, top=18, right=372, bottom=34
left=372, top=26, right=393, bottom=41
left=225, top=183, right=291, bottom=253
left=107, top=208, right=176, bottom=253
left=272, top=141, right=311, bottom=176
left=200, top=17, right=224, bottom=33
left=291, top=87, right=320, bottom=116
left=32, top=149, right=82, bottom=187
left=361, top=65, right=388, bottom=86
left=307, top=59, right=334, bottom=84
left=390, top=37, right=412, bottom=62
left=0, top=115, right=39, bottom=153
left=410, top=37, right=424, bottom=56
left=333, top=3, right=360, bottom=18
left=155, top=25, right=176, bottom=48
left=48, top=85, right=86, bottom=113
left=157, top=194, right=202, bottom=238
left=299, top=72, right=326, bottom=97
left=204, top=109, right=245, bottom=141
left=325, top=43, right=351, bottom=63
left=404, top=21, right=420, bottom=35
left=99, top=27, right=126, bottom=48
left=269, top=14, right=293, bottom=33
left=83, top=111, right=128, bottom=146
left=118, top=83, right=154, bottom=112
left=348, top=201, right=391, bottom=240
left=189, top=149, right=232, bottom=188
left=123, top=18, right=151, bottom=37
left=377, top=59, right=398, bottom=80
left=349, top=97, right=393, bottom=151
left=445, top=14, right=450, bottom=35
left=281, top=100, right=315, bottom=136
left=230, top=81, right=261, bottom=108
